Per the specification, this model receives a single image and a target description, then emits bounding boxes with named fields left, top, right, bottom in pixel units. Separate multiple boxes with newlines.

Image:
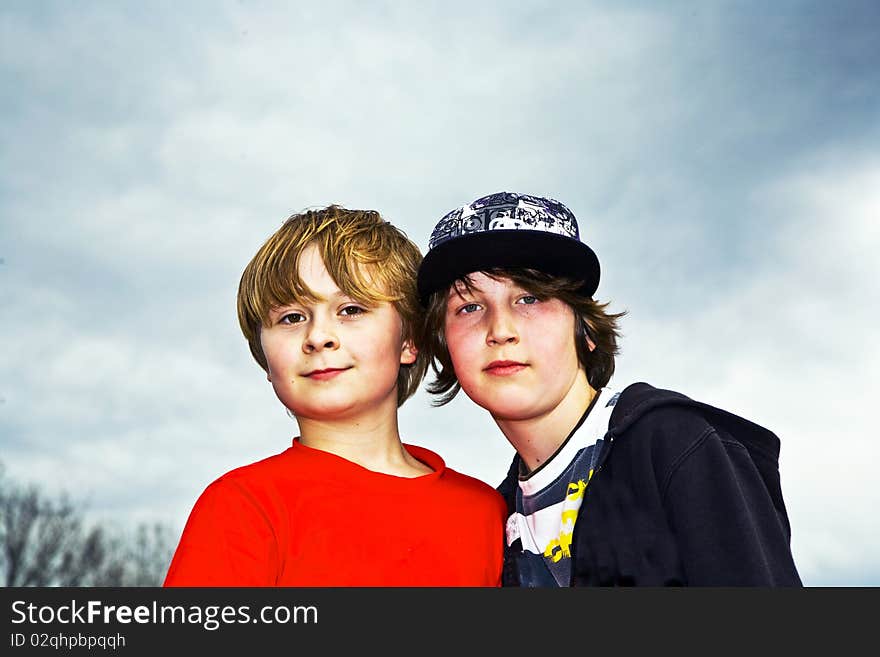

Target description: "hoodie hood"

left=608, top=382, right=782, bottom=464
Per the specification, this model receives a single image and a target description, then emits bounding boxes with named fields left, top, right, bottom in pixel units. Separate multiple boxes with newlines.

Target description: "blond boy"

left=165, top=206, right=506, bottom=586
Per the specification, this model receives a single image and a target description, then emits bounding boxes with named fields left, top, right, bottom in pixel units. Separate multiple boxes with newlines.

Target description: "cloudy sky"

left=2, top=0, right=878, bottom=586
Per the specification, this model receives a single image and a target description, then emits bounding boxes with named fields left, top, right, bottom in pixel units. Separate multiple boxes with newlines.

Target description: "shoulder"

left=610, top=381, right=780, bottom=467
left=443, top=466, right=504, bottom=497
left=192, top=449, right=299, bottom=514
left=442, top=466, right=508, bottom=518
left=405, top=442, right=499, bottom=498
left=614, top=382, right=772, bottom=431
left=611, top=383, right=712, bottom=444
left=612, top=382, right=697, bottom=426
left=212, top=449, right=296, bottom=489
left=406, top=443, right=506, bottom=515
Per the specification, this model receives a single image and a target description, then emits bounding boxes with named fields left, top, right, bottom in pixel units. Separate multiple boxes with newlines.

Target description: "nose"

left=303, top=315, right=339, bottom=353
left=486, top=307, right=519, bottom=346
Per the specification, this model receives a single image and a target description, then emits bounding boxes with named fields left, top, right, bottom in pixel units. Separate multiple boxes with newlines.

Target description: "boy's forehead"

left=461, top=270, right=519, bottom=284
left=268, top=284, right=374, bottom=308
left=264, top=263, right=393, bottom=312
left=449, top=271, right=519, bottom=295
left=302, top=250, right=386, bottom=291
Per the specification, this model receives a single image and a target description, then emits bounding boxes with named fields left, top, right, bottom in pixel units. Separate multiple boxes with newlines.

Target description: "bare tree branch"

left=0, top=464, right=174, bottom=587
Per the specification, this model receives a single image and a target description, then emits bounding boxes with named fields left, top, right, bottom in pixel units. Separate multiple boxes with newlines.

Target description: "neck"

left=295, top=400, right=431, bottom=477
left=495, top=372, right=597, bottom=473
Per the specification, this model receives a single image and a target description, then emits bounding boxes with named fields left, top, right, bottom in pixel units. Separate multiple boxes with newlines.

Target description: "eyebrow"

left=448, top=285, right=476, bottom=303
left=272, top=288, right=378, bottom=313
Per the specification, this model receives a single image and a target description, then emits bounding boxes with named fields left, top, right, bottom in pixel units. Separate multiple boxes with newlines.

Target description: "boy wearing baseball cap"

left=417, top=191, right=802, bottom=586
left=164, top=205, right=506, bottom=586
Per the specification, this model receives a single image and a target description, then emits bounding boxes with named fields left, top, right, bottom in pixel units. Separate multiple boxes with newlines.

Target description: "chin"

left=468, top=393, right=548, bottom=422
left=293, top=403, right=360, bottom=420
left=286, top=394, right=359, bottom=417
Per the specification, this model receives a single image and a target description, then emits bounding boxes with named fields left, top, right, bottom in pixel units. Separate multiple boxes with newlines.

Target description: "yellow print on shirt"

left=543, top=471, right=593, bottom=563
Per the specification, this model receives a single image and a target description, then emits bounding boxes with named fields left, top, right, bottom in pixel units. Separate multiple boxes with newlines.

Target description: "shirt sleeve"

left=662, top=429, right=802, bottom=586
left=163, top=478, right=280, bottom=587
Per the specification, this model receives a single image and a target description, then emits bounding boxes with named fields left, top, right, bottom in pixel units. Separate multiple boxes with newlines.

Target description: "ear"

left=400, top=339, right=418, bottom=365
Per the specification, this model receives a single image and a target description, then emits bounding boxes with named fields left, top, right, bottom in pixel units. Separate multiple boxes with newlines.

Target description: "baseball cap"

left=417, top=191, right=600, bottom=306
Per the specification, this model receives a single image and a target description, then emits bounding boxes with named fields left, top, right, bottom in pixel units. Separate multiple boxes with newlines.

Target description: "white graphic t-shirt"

left=505, top=388, right=620, bottom=586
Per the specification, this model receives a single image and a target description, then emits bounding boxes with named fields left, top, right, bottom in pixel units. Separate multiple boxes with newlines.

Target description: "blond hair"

left=237, top=205, right=428, bottom=406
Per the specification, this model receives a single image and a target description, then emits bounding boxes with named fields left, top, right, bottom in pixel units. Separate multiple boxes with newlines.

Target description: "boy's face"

left=259, top=244, right=417, bottom=422
left=443, top=272, right=587, bottom=421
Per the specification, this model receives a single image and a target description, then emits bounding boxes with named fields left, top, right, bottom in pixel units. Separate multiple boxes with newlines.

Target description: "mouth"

left=303, top=367, right=351, bottom=381
left=483, top=360, right=528, bottom=376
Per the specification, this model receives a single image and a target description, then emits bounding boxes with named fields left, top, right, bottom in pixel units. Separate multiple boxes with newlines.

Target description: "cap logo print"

left=417, top=191, right=600, bottom=305
left=429, top=192, right=579, bottom=250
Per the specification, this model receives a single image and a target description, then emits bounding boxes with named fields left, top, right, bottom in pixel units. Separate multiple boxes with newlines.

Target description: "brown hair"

left=237, top=205, right=428, bottom=406
left=422, top=268, right=626, bottom=406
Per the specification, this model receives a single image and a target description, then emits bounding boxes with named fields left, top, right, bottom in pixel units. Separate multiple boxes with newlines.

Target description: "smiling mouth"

left=304, top=367, right=350, bottom=381
left=483, top=361, right=528, bottom=376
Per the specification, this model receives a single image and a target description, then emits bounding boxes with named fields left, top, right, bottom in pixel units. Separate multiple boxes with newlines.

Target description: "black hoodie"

left=498, top=382, right=803, bottom=586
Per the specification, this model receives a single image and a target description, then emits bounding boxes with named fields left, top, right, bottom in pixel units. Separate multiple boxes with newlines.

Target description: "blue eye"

left=458, top=303, right=481, bottom=315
